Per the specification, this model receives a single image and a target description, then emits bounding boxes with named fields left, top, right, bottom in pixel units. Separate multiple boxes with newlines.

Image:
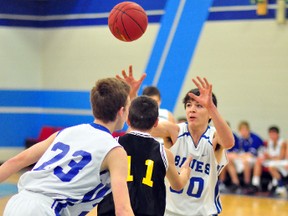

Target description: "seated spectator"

left=177, top=116, right=187, bottom=123
left=251, top=126, right=287, bottom=195
left=225, top=121, right=264, bottom=193
left=267, top=155, right=288, bottom=197
left=219, top=122, right=240, bottom=193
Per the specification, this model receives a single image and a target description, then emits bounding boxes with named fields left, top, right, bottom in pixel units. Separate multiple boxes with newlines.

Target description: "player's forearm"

left=209, top=105, right=234, bottom=149
left=0, top=157, right=24, bottom=182
left=151, top=120, right=179, bottom=144
left=113, top=183, right=134, bottom=216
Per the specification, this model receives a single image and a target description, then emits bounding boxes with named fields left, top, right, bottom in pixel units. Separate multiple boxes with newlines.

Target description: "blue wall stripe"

left=0, top=0, right=167, bottom=15
left=144, top=0, right=213, bottom=111
left=0, top=90, right=90, bottom=109
left=208, top=9, right=276, bottom=21
left=142, top=0, right=181, bottom=89
left=0, top=16, right=162, bottom=28
left=212, top=0, right=277, bottom=7
left=0, top=0, right=277, bottom=15
left=0, top=1, right=283, bottom=28
left=0, top=113, right=93, bottom=147
left=0, top=183, right=18, bottom=197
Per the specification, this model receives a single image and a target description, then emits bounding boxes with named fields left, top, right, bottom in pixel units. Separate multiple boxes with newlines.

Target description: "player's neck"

left=128, top=126, right=151, bottom=134
left=188, top=124, right=208, bottom=144
left=93, top=119, right=116, bottom=134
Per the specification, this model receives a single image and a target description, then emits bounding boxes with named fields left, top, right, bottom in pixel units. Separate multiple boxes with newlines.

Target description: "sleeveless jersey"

left=262, top=138, right=288, bottom=176
left=159, top=108, right=169, bottom=120
left=165, top=122, right=228, bottom=216
left=157, top=109, right=170, bottom=145
left=266, top=138, right=284, bottom=157
left=98, top=131, right=168, bottom=216
left=18, top=123, right=121, bottom=216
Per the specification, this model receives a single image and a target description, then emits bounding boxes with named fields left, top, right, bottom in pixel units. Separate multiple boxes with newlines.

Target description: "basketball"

left=108, top=1, right=148, bottom=42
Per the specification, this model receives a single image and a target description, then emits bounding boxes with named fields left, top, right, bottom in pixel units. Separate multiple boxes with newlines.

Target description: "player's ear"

left=153, top=118, right=159, bottom=128
left=118, top=106, right=125, bottom=117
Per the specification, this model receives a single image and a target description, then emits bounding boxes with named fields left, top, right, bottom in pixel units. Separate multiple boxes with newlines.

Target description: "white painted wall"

left=42, top=25, right=159, bottom=90
left=1, top=20, right=288, bottom=140
left=0, top=27, right=42, bottom=89
left=175, top=20, right=288, bottom=139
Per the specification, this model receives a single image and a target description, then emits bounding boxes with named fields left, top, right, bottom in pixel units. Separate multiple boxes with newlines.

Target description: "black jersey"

left=97, top=131, right=168, bottom=216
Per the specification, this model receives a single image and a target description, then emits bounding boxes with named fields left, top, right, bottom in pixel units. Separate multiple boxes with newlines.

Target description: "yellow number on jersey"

left=126, top=156, right=154, bottom=187
left=142, top=159, right=154, bottom=187
left=127, top=156, right=133, bottom=182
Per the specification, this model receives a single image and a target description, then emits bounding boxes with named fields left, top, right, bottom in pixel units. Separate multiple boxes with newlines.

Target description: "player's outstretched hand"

left=116, top=65, right=146, bottom=99
left=188, top=76, right=214, bottom=109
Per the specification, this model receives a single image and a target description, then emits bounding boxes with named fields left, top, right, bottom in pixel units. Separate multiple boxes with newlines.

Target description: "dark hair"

left=268, top=126, right=279, bottom=133
left=142, top=86, right=161, bottom=99
left=182, top=88, right=217, bottom=108
left=90, top=78, right=130, bottom=123
left=128, top=96, right=159, bottom=130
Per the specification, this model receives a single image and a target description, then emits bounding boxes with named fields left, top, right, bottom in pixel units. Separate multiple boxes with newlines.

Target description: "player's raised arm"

left=0, top=132, right=57, bottom=182
left=189, top=77, right=234, bottom=150
left=151, top=119, right=179, bottom=148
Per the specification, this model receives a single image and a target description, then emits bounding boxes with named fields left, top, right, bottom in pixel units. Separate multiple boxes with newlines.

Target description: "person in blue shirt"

left=218, top=124, right=240, bottom=192
left=225, top=121, right=264, bottom=193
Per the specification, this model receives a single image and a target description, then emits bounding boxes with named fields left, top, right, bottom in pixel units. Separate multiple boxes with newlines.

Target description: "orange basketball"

left=108, top=1, right=148, bottom=42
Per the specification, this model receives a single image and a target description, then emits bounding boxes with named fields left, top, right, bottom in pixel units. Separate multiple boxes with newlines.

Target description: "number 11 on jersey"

left=127, top=156, right=154, bottom=187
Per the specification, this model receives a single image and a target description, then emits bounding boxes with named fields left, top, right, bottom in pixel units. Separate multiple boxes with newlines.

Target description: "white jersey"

left=159, top=108, right=169, bottom=120
left=17, top=123, right=120, bottom=215
left=165, top=122, right=228, bottom=216
left=157, top=108, right=171, bottom=145
left=266, top=138, right=284, bottom=157
left=262, top=138, right=288, bottom=177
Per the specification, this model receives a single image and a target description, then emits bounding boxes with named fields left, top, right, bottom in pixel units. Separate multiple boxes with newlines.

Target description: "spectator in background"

left=267, top=142, right=288, bottom=197
left=218, top=122, right=240, bottom=193
left=177, top=116, right=187, bottom=123
left=142, top=86, right=176, bottom=123
left=225, top=121, right=264, bottom=193
left=251, top=126, right=287, bottom=195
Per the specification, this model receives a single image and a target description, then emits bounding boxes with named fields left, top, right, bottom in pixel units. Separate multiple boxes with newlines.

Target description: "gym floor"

left=1, top=171, right=287, bottom=216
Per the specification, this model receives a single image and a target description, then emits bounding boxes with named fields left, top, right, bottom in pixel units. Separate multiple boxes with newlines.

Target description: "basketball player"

left=2, top=77, right=138, bottom=216
left=142, top=86, right=176, bottom=146
left=142, top=86, right=176, bottom=123
left=0, top=65, right=145, bottom=185
left=97, top=96, right=192, bottom=216
left=151, top=77, right=234, bottom=216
